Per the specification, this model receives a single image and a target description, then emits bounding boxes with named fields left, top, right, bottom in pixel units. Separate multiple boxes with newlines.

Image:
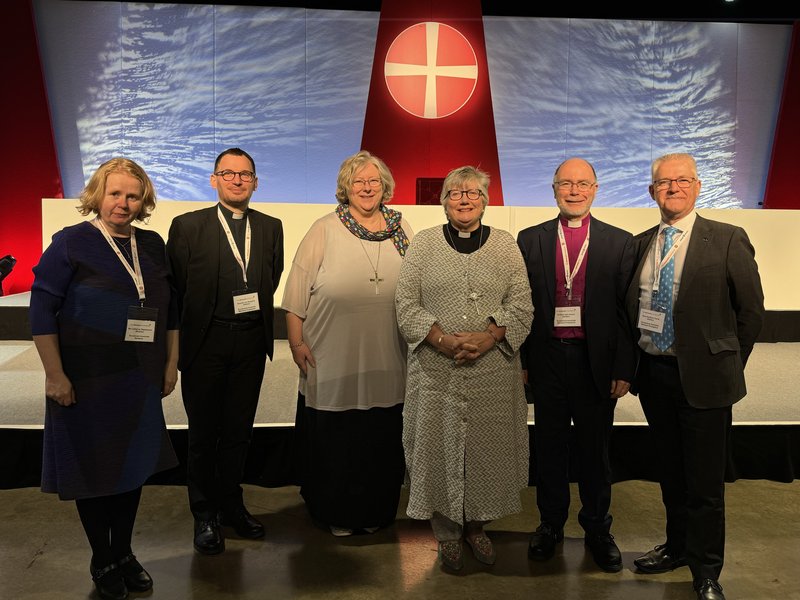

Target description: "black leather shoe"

left=116, top=553, right=153, bottom=592
left=528, top=523, right=564, bottom=561
left=194, top=519, right=225, bottom=555
left=634, top=544, right=688, bottom=574
left=584, top=532, right=623, bottom=572
left=90, top=561, right=128, bottom=600
left=220, top=507, right=265, bottom=539
left=694, top=578, right=726, bottom=600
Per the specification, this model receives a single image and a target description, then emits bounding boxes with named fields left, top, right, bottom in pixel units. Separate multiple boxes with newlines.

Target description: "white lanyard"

left=217, top=206, right=251, bottom=288
left=652, top=228, right=688, bottom=294
left=557, top=220, right=590, bottom=300
left=95, top=218, right=146, bottom=303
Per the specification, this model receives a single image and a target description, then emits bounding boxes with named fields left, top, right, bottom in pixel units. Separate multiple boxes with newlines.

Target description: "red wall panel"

left=1, top=0, right=63, bottom=295
left=764, top=22, right=800, bottom=210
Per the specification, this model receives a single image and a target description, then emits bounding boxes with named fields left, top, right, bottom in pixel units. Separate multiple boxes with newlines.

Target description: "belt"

left=551, top=337, right=586, bottom=345
left=644, top=352, right=678, bottom=366
left=211, top=318, right=263, bottom=331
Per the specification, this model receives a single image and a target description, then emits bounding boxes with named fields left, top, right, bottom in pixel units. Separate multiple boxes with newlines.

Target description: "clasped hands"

left=438, top=331, right=496, bottom=365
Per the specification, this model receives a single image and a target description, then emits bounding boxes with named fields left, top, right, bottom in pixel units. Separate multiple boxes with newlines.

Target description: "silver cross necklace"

left=359, top=240, right=382, bottom=295
left=445, top=223, right=484, bottom=318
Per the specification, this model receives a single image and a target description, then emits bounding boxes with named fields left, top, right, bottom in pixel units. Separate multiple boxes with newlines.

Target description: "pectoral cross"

left=462, top=290, right=481, bottom=318
left=370, top=272, right=384, bottom=295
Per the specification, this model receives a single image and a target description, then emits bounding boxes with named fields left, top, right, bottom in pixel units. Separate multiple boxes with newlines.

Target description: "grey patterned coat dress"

left=395, top=225, right=533, bottom=525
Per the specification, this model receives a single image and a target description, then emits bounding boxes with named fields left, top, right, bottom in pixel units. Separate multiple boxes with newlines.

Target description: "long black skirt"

left=293, top=393, right=405, bottom=531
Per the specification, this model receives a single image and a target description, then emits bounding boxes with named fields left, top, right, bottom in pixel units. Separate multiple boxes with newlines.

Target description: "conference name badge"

left=638, top=307, right=666, bottom=334
left=125, top=306, right=158, bottom=343
left=554, top=305, right=581, bottom=327
left=233, top=289, right=260, bottom=314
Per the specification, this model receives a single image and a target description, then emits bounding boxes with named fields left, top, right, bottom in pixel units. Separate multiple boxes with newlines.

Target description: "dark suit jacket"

left=167, top=204, right=284, bottom=370
left=625, top=214, right=765, bottom=408
left=517, top=215, right=637, bottom=398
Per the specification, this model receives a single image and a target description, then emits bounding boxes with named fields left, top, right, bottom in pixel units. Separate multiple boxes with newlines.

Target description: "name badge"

left=554, top=306, right=581, bottom=327
left=233, top=289, right=260, bottom=314
left=638, top=307, right=666, bottom=334
left=125, top=305, right=158, bottom=343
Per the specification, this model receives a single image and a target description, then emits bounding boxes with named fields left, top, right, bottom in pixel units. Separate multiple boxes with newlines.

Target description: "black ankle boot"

left=90, top=561, right=128, bottom=600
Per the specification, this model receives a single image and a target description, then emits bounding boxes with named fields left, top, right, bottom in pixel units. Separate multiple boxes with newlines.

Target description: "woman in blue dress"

left=30, top=158, right=179, bottom=600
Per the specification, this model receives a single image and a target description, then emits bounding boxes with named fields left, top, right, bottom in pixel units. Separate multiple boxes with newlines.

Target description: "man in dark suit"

left=517, top=157, right=636, bottom=573
left=167, top=148, right=284, bottom=555
left=626, top=153, right=764, bottom=600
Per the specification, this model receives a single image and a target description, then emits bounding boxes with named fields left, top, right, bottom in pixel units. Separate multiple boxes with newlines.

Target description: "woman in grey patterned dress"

left=395, top=165, right=533, bottom=571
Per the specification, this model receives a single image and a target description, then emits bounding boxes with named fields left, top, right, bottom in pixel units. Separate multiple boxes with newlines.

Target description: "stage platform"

left=2, top=292, right=798, bottom=489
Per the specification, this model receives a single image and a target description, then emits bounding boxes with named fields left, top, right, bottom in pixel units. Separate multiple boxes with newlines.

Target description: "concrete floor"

left=1, top=479, right=798, bottom=599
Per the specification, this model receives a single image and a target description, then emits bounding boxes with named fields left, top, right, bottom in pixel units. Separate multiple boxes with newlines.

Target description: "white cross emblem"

left=384, top=22, right=479, bottom=120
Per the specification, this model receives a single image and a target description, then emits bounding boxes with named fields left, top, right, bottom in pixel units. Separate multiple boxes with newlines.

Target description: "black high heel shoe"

left=117, top=553, right=153, bottom=592
left=90, top=561, right=128, bottom=600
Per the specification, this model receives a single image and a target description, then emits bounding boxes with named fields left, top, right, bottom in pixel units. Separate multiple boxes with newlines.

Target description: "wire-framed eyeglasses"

left=653, top=177, right=697, bottom=191
left=352, top=178, right=382, bottom=189
left=554, top=180, right=595, bottom=192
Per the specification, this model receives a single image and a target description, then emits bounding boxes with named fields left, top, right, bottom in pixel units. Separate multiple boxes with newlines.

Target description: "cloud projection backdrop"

left=33, top=1, right=792, bottom=208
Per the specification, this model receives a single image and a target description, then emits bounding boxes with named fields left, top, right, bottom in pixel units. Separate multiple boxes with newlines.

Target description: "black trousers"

left=529, top=339, right=616, bottom=534
left=181, top=321, right=267, bottom=520
left=637, top=352, right=731, bottom=582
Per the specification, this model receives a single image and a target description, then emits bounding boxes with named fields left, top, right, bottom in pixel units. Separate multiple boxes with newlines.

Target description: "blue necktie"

left=652, top=226, right=677, bottom=352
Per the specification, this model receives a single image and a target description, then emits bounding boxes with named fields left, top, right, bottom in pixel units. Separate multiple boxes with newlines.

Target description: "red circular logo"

left=384, top=22, right=478, bottom=119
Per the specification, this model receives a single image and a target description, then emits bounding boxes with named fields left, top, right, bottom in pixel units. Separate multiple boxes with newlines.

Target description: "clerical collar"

left=444, top=222, right=488, bottom=254
left=559, top=213, right=591, bottom=229
left=218, top=203, right=247, bottom=220
left=447, top=221, right=481, bottom=238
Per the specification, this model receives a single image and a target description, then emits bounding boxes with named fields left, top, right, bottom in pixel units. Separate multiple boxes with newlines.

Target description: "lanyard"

left=652, top=228, right=689, bottom=294
left=95, top=218, right=146, bottom=304
left=217, top=206, right=251, bottom=288
left=557, top=220, right=590, bottom=300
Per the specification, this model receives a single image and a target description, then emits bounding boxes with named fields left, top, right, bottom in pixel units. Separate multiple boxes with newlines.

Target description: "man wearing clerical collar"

left=167, top=147, right=284, bottom=556
left=517, top=157, right=636, bottom=574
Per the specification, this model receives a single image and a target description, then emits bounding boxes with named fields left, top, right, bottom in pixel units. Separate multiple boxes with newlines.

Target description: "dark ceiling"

left=76, top=1, right=799, bottom=24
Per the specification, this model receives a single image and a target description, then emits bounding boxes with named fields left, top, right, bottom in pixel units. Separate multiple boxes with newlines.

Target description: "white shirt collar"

left=659, top=210, right=697, bottom=234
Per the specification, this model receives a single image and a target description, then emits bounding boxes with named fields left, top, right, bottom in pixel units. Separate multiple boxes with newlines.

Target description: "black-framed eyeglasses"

left=653, top=177, right=696, bottom=191
left=447, top=189, right=483, bottom=201
left=554, top=180, right=595, bottom=192
left=352, top=178, right=382, bottom=189
left=214, top=170, right=256, bottom=182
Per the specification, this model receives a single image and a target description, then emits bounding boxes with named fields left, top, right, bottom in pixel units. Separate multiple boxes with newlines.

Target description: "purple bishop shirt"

left=552, top=214, right=589, bottom=340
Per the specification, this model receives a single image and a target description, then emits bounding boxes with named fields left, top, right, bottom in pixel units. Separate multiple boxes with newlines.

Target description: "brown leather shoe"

left=694, top=578, right=725, bottom=600
left=634, top=544, right=688, bottom=574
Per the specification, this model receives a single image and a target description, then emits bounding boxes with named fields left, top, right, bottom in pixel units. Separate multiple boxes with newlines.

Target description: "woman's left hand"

left=162, top=363, right=178, bottom=397
left=452, top=331, right=495, bottom=365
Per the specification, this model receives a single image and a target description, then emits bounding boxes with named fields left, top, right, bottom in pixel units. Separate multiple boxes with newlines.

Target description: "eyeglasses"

left=653, top=177, right=696, bottom=191
left=352, top=178, right=382, bottom=189
left=447, top=189, right=483, bottom=201
left=214, top=170, right=256, bottom=182
left=554, top=180, right=595, bottom=192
